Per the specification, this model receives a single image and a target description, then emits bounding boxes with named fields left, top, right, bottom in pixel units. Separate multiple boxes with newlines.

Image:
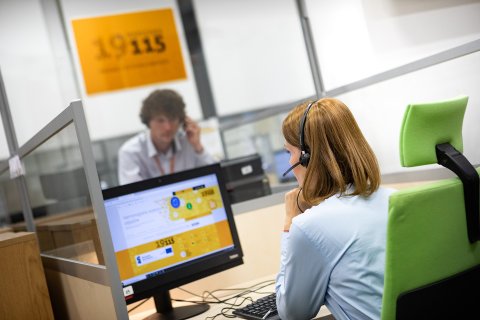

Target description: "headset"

left=282, top=100, right=315, bottom=177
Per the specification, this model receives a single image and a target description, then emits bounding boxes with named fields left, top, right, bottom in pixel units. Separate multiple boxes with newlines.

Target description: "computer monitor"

left=102, top=163, right=244, bottom=319
left=273, top=150, right=296, bottom=183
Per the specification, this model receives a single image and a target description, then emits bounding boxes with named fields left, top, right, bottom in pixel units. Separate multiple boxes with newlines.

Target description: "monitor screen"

left=273, top=150, right=296, bottom=183
left=102, top=164, right=243, bottom=319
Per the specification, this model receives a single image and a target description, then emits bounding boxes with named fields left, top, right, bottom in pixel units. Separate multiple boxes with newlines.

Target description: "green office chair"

left=381, top=96, right=480, bottom=320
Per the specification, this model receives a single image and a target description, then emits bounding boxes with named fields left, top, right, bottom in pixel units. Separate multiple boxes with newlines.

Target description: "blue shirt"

left=118, top=131, right=216, bottom=185
left=275, top=187, right=395, bottom=320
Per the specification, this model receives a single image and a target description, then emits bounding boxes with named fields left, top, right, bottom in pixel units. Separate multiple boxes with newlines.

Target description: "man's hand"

left=184, top=116, right=203, bottom=153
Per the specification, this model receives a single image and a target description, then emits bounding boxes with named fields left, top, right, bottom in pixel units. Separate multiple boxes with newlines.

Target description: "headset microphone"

left=282, top=101, right=315, bottom=177
left=282, top=161, right=301, bottom=177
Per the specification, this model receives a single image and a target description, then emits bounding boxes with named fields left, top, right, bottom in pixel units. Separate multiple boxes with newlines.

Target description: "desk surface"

left=128, top=275, right=333, bottom=320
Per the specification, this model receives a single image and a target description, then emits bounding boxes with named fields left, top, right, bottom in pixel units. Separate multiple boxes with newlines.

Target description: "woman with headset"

left=275, top=98, right=394, bottom=320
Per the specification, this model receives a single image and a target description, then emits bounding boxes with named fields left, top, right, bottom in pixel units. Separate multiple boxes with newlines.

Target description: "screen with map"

left=102, top=164, right=243, bottom=307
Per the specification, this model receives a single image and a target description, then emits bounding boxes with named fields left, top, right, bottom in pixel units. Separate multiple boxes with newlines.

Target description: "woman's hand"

left=284, top=188, right=309, bottom=231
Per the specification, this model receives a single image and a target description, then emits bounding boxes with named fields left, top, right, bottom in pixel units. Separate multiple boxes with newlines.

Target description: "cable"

left=127, top=279, right=275, bottom=317
left=177, top=279, right=276, bottom=319
left=174, top=279, right=274, bottom=305
left=127, top=297, right=151, bottom=313
left=296, top=187, right=305, bottom=213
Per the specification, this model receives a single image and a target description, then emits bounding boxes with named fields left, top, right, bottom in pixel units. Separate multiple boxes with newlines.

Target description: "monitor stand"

left=144, top=290, right=209, bottom=320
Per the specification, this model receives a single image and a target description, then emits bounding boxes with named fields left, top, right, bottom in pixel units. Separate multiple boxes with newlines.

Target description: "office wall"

left=0, top=0, right=68, bottom=149
left=193, top=0, right=315, bottom=116
left=307, top=0, right=480, bottom=89
left=0, top=0, right=205, bottom=146
left=303, top=0, right=480, bottom=174
left=338, top=52, right=480, bottom=174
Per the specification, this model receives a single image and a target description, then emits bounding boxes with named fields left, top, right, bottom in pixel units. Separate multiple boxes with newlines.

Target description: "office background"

left=0, top=0, right=479, bottom=318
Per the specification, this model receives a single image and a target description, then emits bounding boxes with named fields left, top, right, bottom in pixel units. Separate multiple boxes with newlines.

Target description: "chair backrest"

left=381, top=96, right=480, bottom=320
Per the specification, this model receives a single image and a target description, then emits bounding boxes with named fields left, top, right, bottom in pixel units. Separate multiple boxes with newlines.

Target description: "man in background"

left=118, top=89, right=215, bottom=185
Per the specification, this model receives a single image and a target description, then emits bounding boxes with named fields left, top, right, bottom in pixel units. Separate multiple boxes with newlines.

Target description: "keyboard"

left=233, top=293, right=280, bottom=320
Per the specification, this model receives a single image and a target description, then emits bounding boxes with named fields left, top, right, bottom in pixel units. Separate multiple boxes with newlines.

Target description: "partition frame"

left=14, top=100, right=128, bottom=319
left=0, top=68, right=37, bottom=232
left=0, top=161, right=7, bottom=176
left=295, top=0, right=325, bottom=98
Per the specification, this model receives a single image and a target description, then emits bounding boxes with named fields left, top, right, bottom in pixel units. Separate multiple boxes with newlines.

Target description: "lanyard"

left=154, top=154, right=175, bottom=176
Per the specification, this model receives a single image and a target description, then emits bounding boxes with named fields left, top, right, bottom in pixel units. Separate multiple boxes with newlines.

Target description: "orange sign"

left=72, top=9, right=187, bottom=95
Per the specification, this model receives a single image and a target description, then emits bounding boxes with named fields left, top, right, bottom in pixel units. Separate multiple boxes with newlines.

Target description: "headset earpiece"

left=299, top=151, right=310, bottom=167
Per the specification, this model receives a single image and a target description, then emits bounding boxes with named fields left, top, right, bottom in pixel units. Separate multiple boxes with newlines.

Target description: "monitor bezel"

left=102, top=163, right=244, bottom=304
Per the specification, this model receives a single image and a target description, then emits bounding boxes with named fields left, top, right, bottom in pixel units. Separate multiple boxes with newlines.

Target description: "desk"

left=128, top=275, right=333, bottom=320
left=10, top=206, right=105, bottom=264
left=37, top=211, right=104, bottom=264
left=0, top=232, right=54, bottom=319
left=0, top=226, right=12, bottom=234
left=10, top=206, right=93, bottom=233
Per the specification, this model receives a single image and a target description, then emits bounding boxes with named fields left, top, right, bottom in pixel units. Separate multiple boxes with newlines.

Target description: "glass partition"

left=332, top=50, right=480, bottom=175
left=305, top=0, right=480, bottom=91
left=87, top=37, right=480, bottom=200
left=91, top=133, right=134, bottom=189
left=21, top=122, right=104, bottom=265
left=222, top=112, right=289, bottom=189
left=9, top=100, right=129, bottom=318
left=223, top=50, right=480, bottom=188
